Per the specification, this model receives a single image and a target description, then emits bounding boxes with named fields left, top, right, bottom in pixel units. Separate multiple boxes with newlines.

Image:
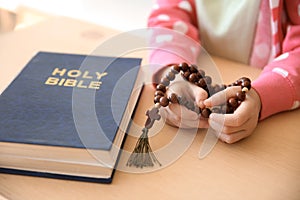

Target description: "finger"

left=168, top=103, right=199, bottom=120
left=208, top=98, right=251, bottom=127
left=204, top=86, right=240, bottom=107
left=208, top=118, right=245, bottom=135
left=209, top=112, right=248, bottom=128
left=168, top=80, right=193, bottom=99
left=192, top=85, right=208, bottom=108
left=160, top=106, right=202, bottom=128
left=168, top=103, right=209, bottom=128
left=217, top=131, right=251, bottom=144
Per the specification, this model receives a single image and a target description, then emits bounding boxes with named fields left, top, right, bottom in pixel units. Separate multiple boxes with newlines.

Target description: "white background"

left=0, top=0, right=154, bottom=31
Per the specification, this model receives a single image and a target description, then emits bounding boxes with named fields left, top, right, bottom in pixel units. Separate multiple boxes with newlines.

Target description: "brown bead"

left=188, top=73, right=198, bottom=83
left=241, top=80, right=251, bottom=90
left=226, top=105, right=234, bottom=114
left=169, top=93, right=179, bottom=104
left=179, top=62, right=189, bottom=72
left=201, top=108, right=211, bottom=118
left=198, top=78, right=207, bottom=88
left=220, top=105, right=227, bottom=114
left=154, top=95, right=162, bottom=104
left=211, top=107, right=221, bottom=113
left=204, top=76, right=212, bottom=85
left=182, top=71, right=190, bottom=79
left=189, top=64, right=198, bottom=73
left=195, top=82, right=201, bottom=88
left=228, top=97, right=238, bottom=109
left=155, top=90, right=165, bottom=97
left=207, top=86, right=215, bottom=97
left=156, top=84, right=166, bottom=93
left=233, top=80, right=241, bottom=86
left=198, top=69, right=205, bottom=77
left=160, top=77, right=170, bottom=86
left=213, top=84, right=226, bottom=94
left=159, top=96, right=169, bottom=107
left=166, top=71, right=176, bottom=81
left=239, top=77, right=251, bottom=83
left=171, top=64, right=180, bottom=73
left=236, top=91, right=246, bottom=101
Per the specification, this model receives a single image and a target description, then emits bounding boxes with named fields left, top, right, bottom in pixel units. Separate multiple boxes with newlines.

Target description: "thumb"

left=192, top=85, right=208, bottom=108
left=204, top=86, right=240, bottom=107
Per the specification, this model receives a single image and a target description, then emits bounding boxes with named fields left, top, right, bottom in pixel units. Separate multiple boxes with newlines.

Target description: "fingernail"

left=203, top=99, right=210, bottom=106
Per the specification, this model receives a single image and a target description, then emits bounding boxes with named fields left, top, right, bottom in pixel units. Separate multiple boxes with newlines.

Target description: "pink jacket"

left=148, top=0, right=300, bottom=120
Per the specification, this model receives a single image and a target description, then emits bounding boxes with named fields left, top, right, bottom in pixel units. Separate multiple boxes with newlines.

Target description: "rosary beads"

left=127, top=62, right=251, bottom=168
left=154, top=62, right=252, bottom=118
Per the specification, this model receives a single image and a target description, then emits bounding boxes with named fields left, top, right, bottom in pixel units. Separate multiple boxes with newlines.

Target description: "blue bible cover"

left=0, top=51, right=142, bottom=183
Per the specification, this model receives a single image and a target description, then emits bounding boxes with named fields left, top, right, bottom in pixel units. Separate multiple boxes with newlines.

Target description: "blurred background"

left=0, top=0, right=154, bottom=33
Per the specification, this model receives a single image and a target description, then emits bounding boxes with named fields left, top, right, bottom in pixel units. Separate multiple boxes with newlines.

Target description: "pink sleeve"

left=147, top=0, right=200, bottom=84
left=252, top=0, right=300, bottom=120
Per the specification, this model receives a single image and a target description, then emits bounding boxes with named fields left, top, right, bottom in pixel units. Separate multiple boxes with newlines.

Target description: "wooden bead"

left=226, top=105, right=234, bottom=114
left=169, top=93, right=179, bottom=104
left=160, top=77, right=170, bottom=86
left=206, top=85, right=213, bottom=96
left=182, top=71, right=190, bottom=79
left=220, top=105, right=227, bottom=114
left=166, top=71, right=176, bottom=81
left=154, top=95, right=162, bottom=104
left=189, top=64, right=198, bottom=73
left=171, top=64, right=180, bottom=73
left=233, top=80, right=241, bottom=86
left=201, top=108, right=211, bottom=118
left=188, top=73, right=198, bottom=83
left=212, top=84, right=226, bottom=94
left=156, top=84, right=166, bottom=93
left=239, top=77, right=251, bottom=84
left=198, top=69, right=205, bottom=77
left=155, top=90, right=165, bottom=97
left=179, top=62, right=189, bottom=72
left=211, top=107, right=221, bottom=113
left=241, top=80, right=251, bottom=90
left=159, top=96, right=169, bottom=107
left=228, top=97, right=238, bottom=109
left=204, top=76, right=212, bottom=85
left=236, top=91, right=245, bottom=101
left=198, top=78, right=207, bottom=88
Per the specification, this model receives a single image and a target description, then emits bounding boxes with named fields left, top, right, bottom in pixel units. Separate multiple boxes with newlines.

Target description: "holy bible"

left=0, top=51, right=143, bottom=183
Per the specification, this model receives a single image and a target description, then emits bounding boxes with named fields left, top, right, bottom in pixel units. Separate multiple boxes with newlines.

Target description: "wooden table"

left=0, top=17, right=299, bottom=200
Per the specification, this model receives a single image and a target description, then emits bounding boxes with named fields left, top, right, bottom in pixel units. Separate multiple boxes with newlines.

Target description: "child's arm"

left=148, top=0, right=200, bottom=83
left=252, top=0, right=300, bottom=120
left=148, top=0, right=209, bottom=128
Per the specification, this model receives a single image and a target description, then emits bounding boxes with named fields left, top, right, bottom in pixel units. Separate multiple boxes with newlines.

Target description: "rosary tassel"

left=127, top=128, right=161, bottom=168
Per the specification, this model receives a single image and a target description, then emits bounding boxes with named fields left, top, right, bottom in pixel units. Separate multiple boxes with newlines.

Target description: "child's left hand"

left=204, top=86, right=262, bottom=143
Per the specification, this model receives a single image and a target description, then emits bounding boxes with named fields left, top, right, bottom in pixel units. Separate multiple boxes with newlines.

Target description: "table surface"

left=0, top=17, right=299, bottom=200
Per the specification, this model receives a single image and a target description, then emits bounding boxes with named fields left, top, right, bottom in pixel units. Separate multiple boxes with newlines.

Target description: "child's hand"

left=204, top=86, right=262, bottom=143
left=159, top=78, right=209, bottom=129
